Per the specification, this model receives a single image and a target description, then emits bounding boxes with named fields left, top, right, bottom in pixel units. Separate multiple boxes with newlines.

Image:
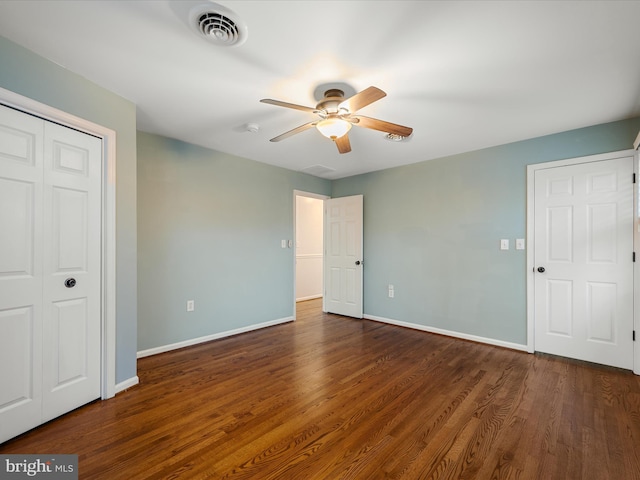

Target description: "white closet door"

left=0, top=104, right=102, bottom=443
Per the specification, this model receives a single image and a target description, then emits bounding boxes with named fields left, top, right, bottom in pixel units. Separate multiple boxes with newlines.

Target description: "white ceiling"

left=1, top=1, right=640, bottom=179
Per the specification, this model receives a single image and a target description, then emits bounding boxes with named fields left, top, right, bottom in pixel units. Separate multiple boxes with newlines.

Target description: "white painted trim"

left=115, top=376, right=139, bottom=394
left=296, top=253, right=323, bottom=259
left=526, top=149, right=638, bottom=373
left=635, top=151, right=640, bottom=375
left=365, top=314, right=528, bottom=352
left=526, top=163, right=536, bottom=354
left=136, top=316, right=295, bottom=359
left=0, top=87, right=119, bottom=397
left=296, top=294, right=323, bottom=302
left=293, top=190, right=330, bottom=319
left=293, top=190, right=331, bottom=201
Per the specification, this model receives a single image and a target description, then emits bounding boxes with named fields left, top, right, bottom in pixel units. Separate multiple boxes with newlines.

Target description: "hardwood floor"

left=2, top=299, right=640, bottom=479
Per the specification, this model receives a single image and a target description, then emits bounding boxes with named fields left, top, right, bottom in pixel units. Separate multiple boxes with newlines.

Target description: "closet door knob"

left=65, top=277, right=76, bottom=288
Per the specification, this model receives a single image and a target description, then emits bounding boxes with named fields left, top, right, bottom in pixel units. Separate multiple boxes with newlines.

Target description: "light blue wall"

left=333, top=118, right=640, bottom=345
left=137, top=132, right=331, bottom=351
left=0, top=36, right=138, bottom=383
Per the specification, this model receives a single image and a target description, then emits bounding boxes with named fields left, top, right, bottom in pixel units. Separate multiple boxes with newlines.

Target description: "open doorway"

left=294, top=191, right=328, bottom=309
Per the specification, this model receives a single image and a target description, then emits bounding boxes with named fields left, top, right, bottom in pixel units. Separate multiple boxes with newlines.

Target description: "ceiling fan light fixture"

left=316, top=118, right=352, bottom=139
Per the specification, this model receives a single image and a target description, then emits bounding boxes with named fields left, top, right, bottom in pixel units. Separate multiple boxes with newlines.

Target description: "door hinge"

left=634, top=173, right=637, bottom=184
left=634, top=252, right=636, bottom=262
left=634, top=330, right=636, bottom=341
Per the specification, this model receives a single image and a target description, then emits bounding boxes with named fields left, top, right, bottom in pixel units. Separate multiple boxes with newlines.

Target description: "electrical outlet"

left=388, top=284, right=394, bottom=298
left=187, top=300, right=194, bottom=312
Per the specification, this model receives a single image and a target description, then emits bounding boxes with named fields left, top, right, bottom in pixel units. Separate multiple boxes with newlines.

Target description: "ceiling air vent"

left=189, top=3, right=247, bottom=47
left=301, top=165, right=336, bottom=178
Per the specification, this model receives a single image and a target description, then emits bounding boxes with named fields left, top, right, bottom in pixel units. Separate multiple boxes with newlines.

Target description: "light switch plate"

left=500, top=239, right=509, bottom=250
left=516, top=238, right=525, bottom=250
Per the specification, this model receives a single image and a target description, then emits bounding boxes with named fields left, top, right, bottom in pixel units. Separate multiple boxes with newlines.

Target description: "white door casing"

left=0, top=87, right=117, bottom=397
left=0, top=103, right=103, bottom=443
left=635, top=149, right=640, bottom=375
left=527, top=151, right=636, bottom=370
left=294, top=193, right=326, bottom=302
left=323, top=195, right=363, bottom=318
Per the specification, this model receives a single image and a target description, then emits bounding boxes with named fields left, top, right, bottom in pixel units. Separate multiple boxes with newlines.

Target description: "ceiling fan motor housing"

left=316, top=89, right=347, bottom=115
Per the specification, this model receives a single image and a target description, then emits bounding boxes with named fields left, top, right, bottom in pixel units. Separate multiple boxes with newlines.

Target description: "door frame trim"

left=526, top=149, right=638, bottom=374
left=293, top=190, right=329, bottom=319
left=0, top=87, right=117, bottom=397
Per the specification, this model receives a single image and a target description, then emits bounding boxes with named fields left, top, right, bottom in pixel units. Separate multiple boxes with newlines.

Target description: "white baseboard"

left=136, top=316, right=295, bottom=359
left=115, top=376, right=139, bottom=394
left=364, top=314, right=528, bottom=352
left=296, top=294, right=322, bottom=302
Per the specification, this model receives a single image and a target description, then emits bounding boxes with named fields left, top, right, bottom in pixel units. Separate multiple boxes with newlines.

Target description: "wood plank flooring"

left=2, top=299, right=640, bottom=479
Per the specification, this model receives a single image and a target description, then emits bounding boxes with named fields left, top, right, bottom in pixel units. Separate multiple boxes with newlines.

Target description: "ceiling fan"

left=260, top=86, right=413, bottom=154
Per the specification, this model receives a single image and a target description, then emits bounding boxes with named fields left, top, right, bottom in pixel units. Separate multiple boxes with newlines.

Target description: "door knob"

left=537, top=267, right=545, bottom=273
left=355, top=260, right=362, bottom=266
left=65, top=277, right=76, bottom=288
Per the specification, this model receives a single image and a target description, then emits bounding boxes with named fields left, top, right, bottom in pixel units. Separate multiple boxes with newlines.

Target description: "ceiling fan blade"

left=269, top=121, right=317, bottom=142
left=352, top=115, right=413, bottom=137
left=334, top=133, right=351, bottom=154
left=339, top=86, right=386, bottom=113
left=260, top=98, right=317, bottom=113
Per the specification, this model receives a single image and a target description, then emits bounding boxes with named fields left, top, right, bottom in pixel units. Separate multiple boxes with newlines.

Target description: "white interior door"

left=323, top=195, right=363, bottom=318
left=0, top=105, right=102, bottom=443
left=533, top=156, right=634, bottom=369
